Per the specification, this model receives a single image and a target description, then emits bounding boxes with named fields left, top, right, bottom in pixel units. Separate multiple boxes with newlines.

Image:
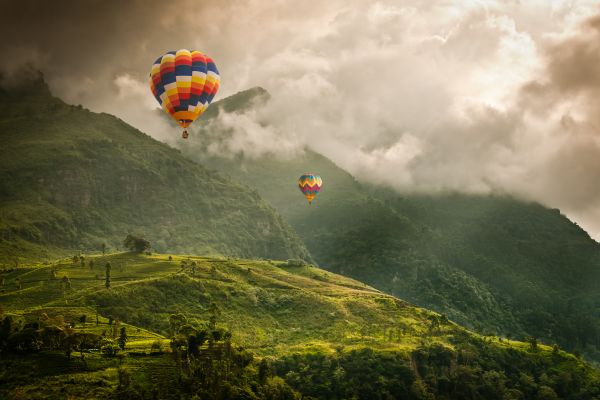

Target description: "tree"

left=123, top=234, right=151, bottom=253
left=527, top=336, right=538, bottom=352
left=168, top=313, right=187, bottom=338
left=209, top=303, right=221, bottom=329
left=118, top=327, right=127, bottom=350
left=258, top=358, right=271, bottom=385
left=1, top=316, right=13, bottom=345
left=101, top=243, right=106, bottom=255
left=80, top=256, right=85, bottom=268
left=101, top=339, right=120, bottom=356
left=113, top=320, right=120, bottom=338
left=105, top=262, right=111, bottom=289
left=89, top=259, right=94, bottom=270
left=61, top=275, right=71, bottom=294
left=64, top=332, right=101, bottom=367
left=552, top=344, right=560, bottom=356
left=108, top=315, right=114, bottom=326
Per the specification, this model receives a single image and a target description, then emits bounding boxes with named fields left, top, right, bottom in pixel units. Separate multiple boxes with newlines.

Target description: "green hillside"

left=0, top=76, right=309, bottom=263
left=179, top=88, right=600, bottom=364
left=1, top=253, right=599, bottom=399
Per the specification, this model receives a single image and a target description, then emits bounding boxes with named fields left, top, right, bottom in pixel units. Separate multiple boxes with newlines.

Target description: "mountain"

left=2, top=253, right=599, bottom=399
left=0, top=76, right=309, bottom=263
left=178, top=87, right=600, bottom=363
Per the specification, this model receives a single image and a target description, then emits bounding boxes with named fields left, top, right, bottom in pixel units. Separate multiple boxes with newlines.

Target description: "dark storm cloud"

left=0, top=0, right=228, bottom=135
left=0, top=1, right=167, bottom=76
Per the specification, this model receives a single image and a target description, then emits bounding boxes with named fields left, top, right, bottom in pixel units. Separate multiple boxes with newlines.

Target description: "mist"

left=2, top=0, right=600, bottom=237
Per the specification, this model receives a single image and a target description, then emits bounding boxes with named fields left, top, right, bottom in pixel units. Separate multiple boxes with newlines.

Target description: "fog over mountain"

left=2, top=0, right=600, bottom=238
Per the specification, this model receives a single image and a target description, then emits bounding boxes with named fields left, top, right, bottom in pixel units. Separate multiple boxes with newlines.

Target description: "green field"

left=1, top=253, right=599, bottom=399
left=2, top=252, right=463, bottom=355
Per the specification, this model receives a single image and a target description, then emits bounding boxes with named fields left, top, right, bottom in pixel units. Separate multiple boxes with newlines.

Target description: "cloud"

left=2, top=0, right=600, bottom=237
left=194, top=108, right=303, bottom=159
left=0, top=46, right=48, bottom=88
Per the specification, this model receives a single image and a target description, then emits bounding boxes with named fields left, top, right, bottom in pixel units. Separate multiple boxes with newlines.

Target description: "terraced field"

left=1, top=253, right=598, bottom=399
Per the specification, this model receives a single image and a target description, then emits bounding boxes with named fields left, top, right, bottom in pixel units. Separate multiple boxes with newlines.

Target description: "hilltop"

left=1, top=253, right=599, bottom=399
left=0, top=76, right=309, bottom=263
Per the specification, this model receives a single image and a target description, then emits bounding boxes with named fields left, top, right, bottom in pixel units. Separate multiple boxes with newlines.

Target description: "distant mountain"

left=0, top=75, right=310, bottom=262
left=180, top=88, right=600, bottom=363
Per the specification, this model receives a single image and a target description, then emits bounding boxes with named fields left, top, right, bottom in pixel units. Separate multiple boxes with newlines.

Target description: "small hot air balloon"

left=298, top=174, right=322, bottom=204
left=149, top=49, right=220, bottom=139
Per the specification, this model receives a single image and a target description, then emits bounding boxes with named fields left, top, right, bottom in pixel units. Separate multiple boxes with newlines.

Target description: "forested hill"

left=179, top=87, right=600, bottom=363
left=0, top=75, right=310, bottom=262
left=2, top=253, right=600, bottom=399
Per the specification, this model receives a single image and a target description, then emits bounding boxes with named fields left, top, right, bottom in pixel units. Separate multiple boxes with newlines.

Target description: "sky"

left=2, top=0, right=600, bottom=238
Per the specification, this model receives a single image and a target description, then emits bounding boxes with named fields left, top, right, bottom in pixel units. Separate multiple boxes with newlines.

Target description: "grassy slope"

left=1, top=252, right=460, bottom=356
left=179, top=88, right=600, bottom=363
left=0, top=77, right=309, bottom=263
left=1, top=253, right=599, bottom=399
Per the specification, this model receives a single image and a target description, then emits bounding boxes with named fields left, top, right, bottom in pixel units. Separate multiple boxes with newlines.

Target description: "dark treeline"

left=275, top=341, right=600, bottom=400
left=2, top=308, right=600, bottom=399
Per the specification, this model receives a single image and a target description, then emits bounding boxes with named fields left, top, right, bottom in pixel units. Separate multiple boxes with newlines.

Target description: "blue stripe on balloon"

left=207, top=61, right=219, bottom=74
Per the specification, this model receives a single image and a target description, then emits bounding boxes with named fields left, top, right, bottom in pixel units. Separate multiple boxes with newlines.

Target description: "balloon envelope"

left=298, top=174, right=322, bottom=204
left=149, top=49, right=220, bottom=128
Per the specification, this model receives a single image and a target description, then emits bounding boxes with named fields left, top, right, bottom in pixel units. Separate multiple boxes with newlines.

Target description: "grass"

left=0, top=252, right=563, bottom=357
left=1, top=252, right=598, bottom=399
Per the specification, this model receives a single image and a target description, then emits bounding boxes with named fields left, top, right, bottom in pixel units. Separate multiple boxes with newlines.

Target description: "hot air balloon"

left=149, top=49, right=220, bottom=139
left=298, top=174, right=322, bottom=204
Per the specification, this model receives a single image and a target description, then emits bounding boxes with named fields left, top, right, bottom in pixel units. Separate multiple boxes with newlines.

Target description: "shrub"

left=285, top=259, right=305, bottom=268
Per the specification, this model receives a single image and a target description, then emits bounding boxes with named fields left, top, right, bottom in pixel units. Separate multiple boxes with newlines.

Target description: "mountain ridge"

left=179, top=87, right=600, bottom=363
left=0, top=77, right=309, bottom=263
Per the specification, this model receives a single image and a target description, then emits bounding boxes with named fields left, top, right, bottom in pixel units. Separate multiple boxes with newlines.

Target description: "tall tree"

left=113, top=320, right=120, bottom=338
left=105, top=262, right=111, bottom=289
left=123, top=234, right=151, bottom=253
left=118, top=327, right=127, bottom=350
left=209, top=303, right=221, bottom=330
left=61, top=275, right=71, bottom=295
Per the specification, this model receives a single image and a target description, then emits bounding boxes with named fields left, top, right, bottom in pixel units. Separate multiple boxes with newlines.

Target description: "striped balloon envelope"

left=149, top=49, right=220, bottom=136
left=298, top=174, right=322, bottom=204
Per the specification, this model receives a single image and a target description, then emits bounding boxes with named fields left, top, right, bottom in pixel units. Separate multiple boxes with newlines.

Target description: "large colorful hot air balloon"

left=298, top=174, right=322, bottom=204
left=149, top=49, right=220, bottom=139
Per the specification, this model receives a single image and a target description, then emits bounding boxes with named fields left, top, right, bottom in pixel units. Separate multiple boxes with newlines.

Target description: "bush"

left=150, top=340, right=163, bottom=353
left=285, top=259, right=305, bottom=268
left=101, top=339, right=120, bottom=356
